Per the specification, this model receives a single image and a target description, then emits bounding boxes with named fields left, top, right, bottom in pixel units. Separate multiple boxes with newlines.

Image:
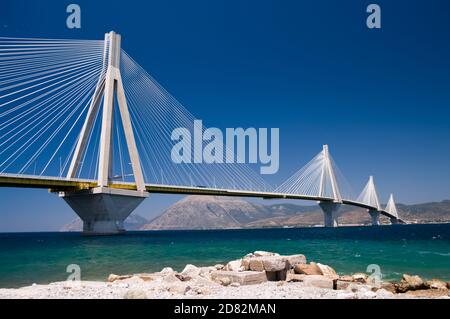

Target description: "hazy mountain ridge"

left=141, top=196, right=450, bottom=230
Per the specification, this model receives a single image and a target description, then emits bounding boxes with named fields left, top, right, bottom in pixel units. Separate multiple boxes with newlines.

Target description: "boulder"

left=241, top=258, right=251, bottom=271
left=284, top=254, right=307, bottom=268
left=301, top=275, right=334, bottom=289
left=211, top=270, right=267, bottom=286
left=426, top=279, right=448, bottom=290
left=248, top=258, right=265, bottom=272
left=225, top=259, right=245, bottom=272
left=181, top=264, right=200, bottom=277
left=214, top=264, right=225, bottom=270
left=378, top=281, right=397, bottom=294
left=352, top=273, right=368, bottom=283
left=248, top=256, right=287, bottom=272
left=294, top=262, right=322, bottom=275
left=317, top=263, right=338, bottom=279
left=262, top=256, right=288, bottom=272
left=396, top=274, right=426, bottom=293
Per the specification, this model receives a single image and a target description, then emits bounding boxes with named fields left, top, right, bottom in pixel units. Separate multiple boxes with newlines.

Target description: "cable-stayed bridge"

left=0, top=32, right=404, bottom=234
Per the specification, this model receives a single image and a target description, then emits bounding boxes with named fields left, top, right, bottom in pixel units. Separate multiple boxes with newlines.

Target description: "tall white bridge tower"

left=61, top=31, right=148, bottom=234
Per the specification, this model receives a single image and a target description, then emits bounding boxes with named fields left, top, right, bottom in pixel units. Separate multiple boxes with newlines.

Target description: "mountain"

left=60, top=214, right=148, bottom=232
left=141, top=196, right=450, bottom=230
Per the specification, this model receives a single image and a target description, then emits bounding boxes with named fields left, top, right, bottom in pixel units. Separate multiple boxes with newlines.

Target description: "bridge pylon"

left=385, top=193, right=400, bottom=225
left=61, top=31, right=148, bottom=235
left=318, top=145, right=342, bottom=227
left=358, top=176, right=382, bottom=226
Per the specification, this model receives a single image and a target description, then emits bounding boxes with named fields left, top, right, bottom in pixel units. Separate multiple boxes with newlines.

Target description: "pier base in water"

left=60, top=187, right=148, bottom=235
left=368, top=209, right=381, bottom=226
left=319, top=202, right=340, bottom=227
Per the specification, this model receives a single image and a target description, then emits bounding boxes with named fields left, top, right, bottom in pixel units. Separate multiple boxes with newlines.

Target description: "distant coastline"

left=59, top=196, right=450, bottom=232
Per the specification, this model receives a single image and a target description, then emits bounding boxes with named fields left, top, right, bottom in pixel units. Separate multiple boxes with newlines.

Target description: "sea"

left=0, top=223, right=449, bottom=288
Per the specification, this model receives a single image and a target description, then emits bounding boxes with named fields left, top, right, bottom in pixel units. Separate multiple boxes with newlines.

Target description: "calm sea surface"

left=0, top=224, right=449, bottom=288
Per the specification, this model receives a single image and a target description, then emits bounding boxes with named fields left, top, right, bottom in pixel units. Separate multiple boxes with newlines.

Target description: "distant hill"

left=60, top=214, right=148, bottom=232
left=141, top=196, right=450, bottom=230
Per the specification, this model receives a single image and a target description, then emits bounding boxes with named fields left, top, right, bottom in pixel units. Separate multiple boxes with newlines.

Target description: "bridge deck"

left=0, top=174, right=405, bottom=223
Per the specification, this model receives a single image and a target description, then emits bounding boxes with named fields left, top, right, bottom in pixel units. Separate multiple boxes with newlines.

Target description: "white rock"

left=181, top=264, right=200, bottom=277
left=225, top=259, right=245, bottom=272
left=317, top=263, right=338, bottom=279
left=301, top=275, right=334, bottom=289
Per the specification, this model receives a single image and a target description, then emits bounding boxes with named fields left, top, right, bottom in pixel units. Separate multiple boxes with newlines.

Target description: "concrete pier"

left=368, top=209, right=380, bottom=226
left=319, top=201, right=340, bottom=227
left=61, top=187, right=148, bottom=235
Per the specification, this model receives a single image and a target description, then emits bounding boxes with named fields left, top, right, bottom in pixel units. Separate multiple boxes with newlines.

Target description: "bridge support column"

left=319, top=202, right=340, bottom=227
left=60, top=187, right=148, bottom=235
left=368, top=209, right=380, bottom=226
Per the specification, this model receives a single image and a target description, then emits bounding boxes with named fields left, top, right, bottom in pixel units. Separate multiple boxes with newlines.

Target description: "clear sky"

left=1, top=0, right=450, bottom=232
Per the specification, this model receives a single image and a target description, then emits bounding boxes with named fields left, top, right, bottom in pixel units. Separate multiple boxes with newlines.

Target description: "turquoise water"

left=0, top=224, right=449, bottom=288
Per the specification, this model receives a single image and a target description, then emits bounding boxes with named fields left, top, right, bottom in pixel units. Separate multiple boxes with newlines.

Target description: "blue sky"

left=1, top=0, right=450, bottom=231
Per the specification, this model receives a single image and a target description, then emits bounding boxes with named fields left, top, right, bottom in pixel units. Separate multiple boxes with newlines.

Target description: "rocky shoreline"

left=0, top=251, right=449, bottom=299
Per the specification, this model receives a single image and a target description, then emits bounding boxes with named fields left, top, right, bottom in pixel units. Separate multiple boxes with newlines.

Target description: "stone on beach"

left=284, top=254, right=307, bottom=268
left=426, top=279, right=448, bottom=291
left=248, top=256, right=287, bottom=272
left=211, top=270, right=267, bottom=286
left=294, top=262, right=322, bottom=275
left=225, top=259, right=245, bottom=272
left=378, top=281, right=397, bottom=294
left=316, top=263, right=338, bottom=279
left=396, top=274, right=426, bottom=293
left=352, top=273, right=368, bottom=283
left=181, top=264, right=201, bottom=277
left=286, top=274, right=334, bottom=289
